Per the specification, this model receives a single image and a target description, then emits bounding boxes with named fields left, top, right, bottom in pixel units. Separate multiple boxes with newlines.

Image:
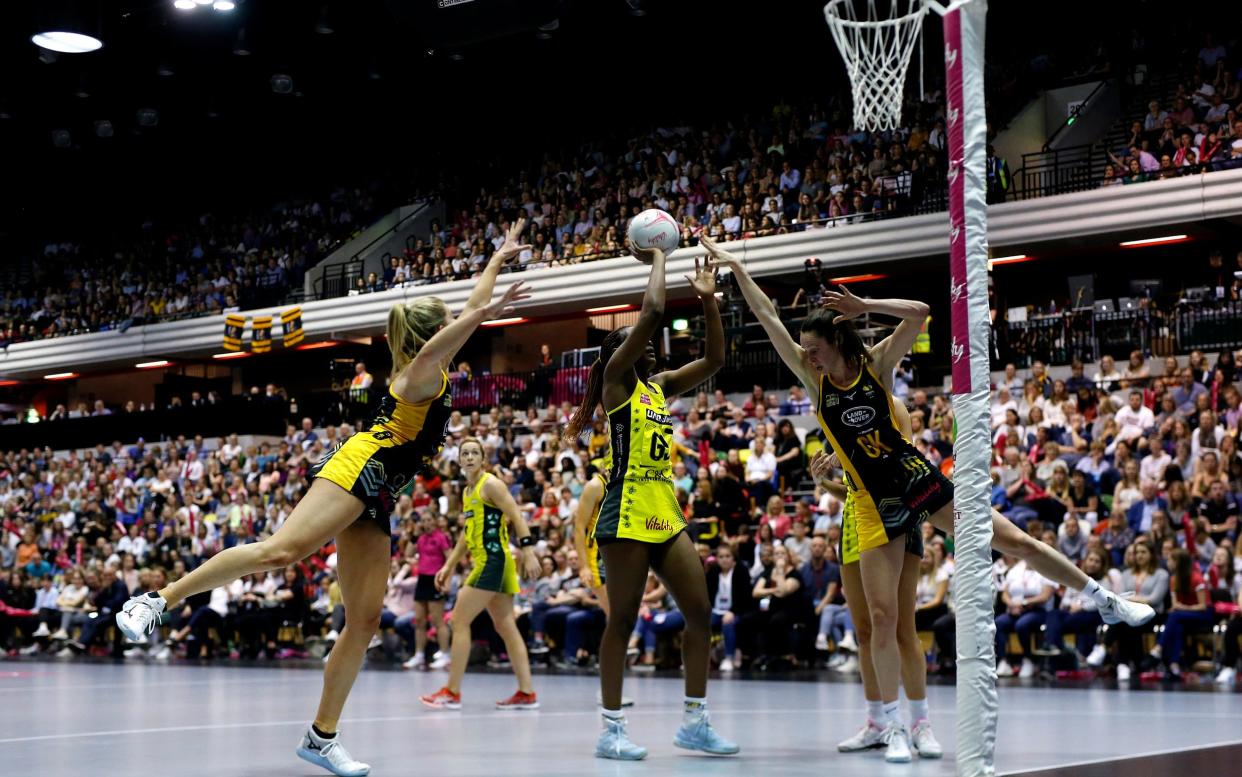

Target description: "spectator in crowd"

left=994, top=555, right=1055, bottom=678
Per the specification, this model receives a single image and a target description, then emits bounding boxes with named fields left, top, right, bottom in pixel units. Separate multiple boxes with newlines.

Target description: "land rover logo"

left=842, top=407, right=875, bottom=427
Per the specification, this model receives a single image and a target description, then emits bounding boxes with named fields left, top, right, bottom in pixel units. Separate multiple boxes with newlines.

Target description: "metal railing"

left=1000, top=300, right=1242, bottom=367
left=312, top=199, right=434, bottom=300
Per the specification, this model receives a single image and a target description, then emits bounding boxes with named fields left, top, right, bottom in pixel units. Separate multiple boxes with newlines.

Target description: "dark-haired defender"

left=564, top=242, right=737, bottom=760
left=116, top=222, right=534, bottom=777
left=700, top=234, right=1153, bottom=762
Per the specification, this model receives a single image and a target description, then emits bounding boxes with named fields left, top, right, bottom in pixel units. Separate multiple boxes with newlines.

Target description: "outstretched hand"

left=482, top=280, right=532, bottom=320
left=820, top=285, right=868, bottom=323
left=627, top=238, right=663, bottom=266
left=809, top=450, right=840, bottom=483
left=686, top=254, right=717, bottom=299
left=494, top=218, right=532, bottom=263
left=698, top=234, right=740, bottom=271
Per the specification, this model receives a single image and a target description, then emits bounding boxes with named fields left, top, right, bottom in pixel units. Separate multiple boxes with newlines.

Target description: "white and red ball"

left=626, top=208, right=680, bottom=257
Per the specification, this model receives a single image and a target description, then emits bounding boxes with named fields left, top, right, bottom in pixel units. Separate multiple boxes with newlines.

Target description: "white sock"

left=683, top=697, right=707, bottom=725
left=909, top=698, right=929, bottom=724
left=1083, top=578, right=1109, bottom=607
left=601, top=708, right=624, bottom=725
left=883, top=700, right=901, bottom=728
left=866, top=700, right=884, bottom=725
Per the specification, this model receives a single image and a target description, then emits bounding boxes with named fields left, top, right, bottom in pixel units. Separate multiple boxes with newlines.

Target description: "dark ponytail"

left=800, top=307, right=872, bottom=368
left=564, top=327, right=629, bottom=443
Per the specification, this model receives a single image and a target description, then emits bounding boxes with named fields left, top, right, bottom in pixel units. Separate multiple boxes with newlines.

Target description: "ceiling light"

left=135, top=360, right=171, bottom=369
left=297, top=341, right=337, bottom=350
left=212, top=352, right=250, bottom=360
left=136, top=108, right=159, bottom=127
left=157, top=62, right=174, bottom=77
left=233, top=29, right=250, bottom=56
left=94, top=120, right=113, bottom=138
left=586, top=304, right=633, bottom=313
left=32, top=31, right=103, bottom=54
left=174, top=0, right=195, bottom=9
left=213, top=0, right=235, bottom=11
left=1119, top=234, right=1189, bottom=248
left=448, top=53, right=465, bottom=61
left=480, top=317, right=527, bottom=327
left=44, top=372, right=79, bottom=380
left=195, top=0, right=213, bottom=5
left=271, top=74, right=294, bottom=94
left=315, top=4, right=334, bottom=34
left=671, top=318, right=689, bottom=332
left=51, top=129, right=72, bottom=148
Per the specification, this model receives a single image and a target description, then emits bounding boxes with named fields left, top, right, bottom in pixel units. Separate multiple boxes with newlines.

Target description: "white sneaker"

left=719, top=658, right=735, bottom=672
left=827, top=653, right=846, bottom=668
left=1086, top=644, right=1107, bottom=667
left=116, top=593, right=167, bottom=642
left=995, top=659, right=1015, bottom=677
left=1098, top=590, right=1155, bottom=627
left=883, top=724, right=913, bottom=763
left=838, top=631, right=859, bottom=653
left=1019, top=658, right=1036, bottom=678
left=815, top=633, right=830, bottom=652
left=832, top=655, right=859, bottom=674
left=152, top=646, right=171, bottom=661
left=57, top=647, right=75, bottom=658
left=1215, top=667, right=1236, bottom=685
left=19, top=644, right=40, bottom=656
left=51, top=629, right=70, bottom=641
left=402, top=653, right=425, bottom=670
left=123, top=647, right=148, bottom=659
left=32, top=623, right=50, bottom=638
left=910, top=719, right=942, bottom=758
left=296, top=729, right=371, bottom=776
left=325, top=630, right=340, bottom=642
left=430, top=652, right=451, bottom=669
left=837, top=719, right=886, bottom=752
left=1116, top=663, right=1131, bottom=681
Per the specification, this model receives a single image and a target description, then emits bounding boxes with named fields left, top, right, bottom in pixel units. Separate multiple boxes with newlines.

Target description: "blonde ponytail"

left=387, top=297, right=448, bottom=373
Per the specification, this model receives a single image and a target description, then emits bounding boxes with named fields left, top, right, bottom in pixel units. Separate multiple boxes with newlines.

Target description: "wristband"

left=518, top=536, right=535, bottom=548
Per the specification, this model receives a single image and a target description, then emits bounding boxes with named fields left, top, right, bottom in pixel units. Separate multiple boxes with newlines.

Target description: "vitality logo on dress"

left=644, top=515, right=675, bottom=532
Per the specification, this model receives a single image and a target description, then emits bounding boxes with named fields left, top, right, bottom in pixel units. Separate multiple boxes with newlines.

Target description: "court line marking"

left=996, top=739, right=1242, bottom=776
left=4, top=706, right=1242, bottom=745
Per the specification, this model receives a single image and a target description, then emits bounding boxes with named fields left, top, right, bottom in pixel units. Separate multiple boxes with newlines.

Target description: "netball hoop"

left=823, top=2, right=997, bottom=776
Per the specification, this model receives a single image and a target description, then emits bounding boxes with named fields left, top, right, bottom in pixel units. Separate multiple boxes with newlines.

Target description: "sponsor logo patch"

left=639, top=393, right=652, bottom=406
left=824, top=394, right=840, bottom=408
left=645, top=409, right=673, bottom=425
left=645, top=515, right=674, bottom=533
left=842, top=407, right=876, bottom=427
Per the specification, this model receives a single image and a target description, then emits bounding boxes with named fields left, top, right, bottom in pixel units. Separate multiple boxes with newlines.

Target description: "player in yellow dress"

left=574, top=457, right=611, bottom=614
left=420, top=438, right=541, bottom=711
left=564, top=241, right=736, bottom=760
left=116, top=221, right=535, bottom=777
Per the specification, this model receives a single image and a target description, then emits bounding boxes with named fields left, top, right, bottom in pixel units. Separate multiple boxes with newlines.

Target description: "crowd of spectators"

left=0, top=185, right=387, bottom=346
left=1, top=344, right=1239, bottom=687
left=343, top=98, right=952, bottom=293
left=1102, top=35, right=1242, bottom=186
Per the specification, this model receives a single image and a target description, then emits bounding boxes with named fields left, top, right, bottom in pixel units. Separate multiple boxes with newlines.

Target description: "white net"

left=823, top=0, right=929, bottom=131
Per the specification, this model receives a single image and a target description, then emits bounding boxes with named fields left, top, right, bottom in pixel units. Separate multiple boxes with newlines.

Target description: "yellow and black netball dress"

left=839, top=472, right=923, bottom=566
left=462, top=472, right=519, bottom=594
left=311, top=371, right=453, bottom=533
left=583, top=470, right=609, bottom=584
left=595, top=379, right=686, bottom=545
left=816, top=364, right=951, bottom=554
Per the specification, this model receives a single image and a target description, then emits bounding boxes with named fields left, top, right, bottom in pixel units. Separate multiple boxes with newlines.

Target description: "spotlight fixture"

left=448, top=52, right=465, bottom=61
left=157, top=62, right=175, bottom=77
left=625, top=0, right=647, bottom=17
left=213, top=0, right=235, bottom=11
left=270, top=74, right=293, bottom=94
left=136, top=108, right=159, bottom=127
left=32, top=0, right=104, bottom=53
left=94, top=119, right=113, bottom=138
left=32, top=31, right=103, bottom=54
left=173, top=0, right=195, bottom=9
left=194, top=0, right=212, bottom=5
left=232, top=28, right=250, bottom=56
left=52, top=129, right=72, bottom=148
left=536, top=18, right=558, bottom=39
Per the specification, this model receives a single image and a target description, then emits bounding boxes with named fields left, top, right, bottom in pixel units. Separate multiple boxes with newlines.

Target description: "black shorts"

left=414, top=574, right=444, bottom=602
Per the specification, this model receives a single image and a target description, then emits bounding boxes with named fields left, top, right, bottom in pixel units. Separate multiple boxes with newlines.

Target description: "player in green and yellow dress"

left=564, top=241, right=737, bottom=760
left=421, top=438, right=542, bottom=711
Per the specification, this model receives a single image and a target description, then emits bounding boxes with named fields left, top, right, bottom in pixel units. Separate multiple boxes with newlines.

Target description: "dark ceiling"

left=0, top=1, right=1135, bottom=238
